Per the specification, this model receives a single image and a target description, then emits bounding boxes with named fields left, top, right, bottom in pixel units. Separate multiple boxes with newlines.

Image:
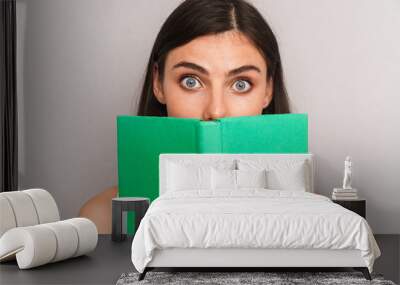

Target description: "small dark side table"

left=112, top=197, right=150, bottom=242
left=332, top=198, right=366, bottom=219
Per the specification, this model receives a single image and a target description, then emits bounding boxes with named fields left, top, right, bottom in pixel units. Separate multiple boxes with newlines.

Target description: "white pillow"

left=166, top=162, right=212, bottom=191
left=211, top=168, right=236, bottom=190
left=211, top=168, right=268, bottom=190
left=165, top=158, right=237, bottom=192
left=167, top=158, right=236, bottom=171
left=237, top=159, right=309, bottom=191
left=236, top=169, right=267, bottom=189
left=266, top=163, right=307, bottom=191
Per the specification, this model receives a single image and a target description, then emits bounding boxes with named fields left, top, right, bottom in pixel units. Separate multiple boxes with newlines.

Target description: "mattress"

left=131, top=189, right=381, bottom=273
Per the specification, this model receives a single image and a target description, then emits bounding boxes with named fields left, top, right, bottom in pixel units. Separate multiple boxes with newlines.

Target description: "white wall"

left=17, top=0, right=400, bottom=233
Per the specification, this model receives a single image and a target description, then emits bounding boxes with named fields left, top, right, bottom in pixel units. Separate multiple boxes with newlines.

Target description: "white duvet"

left=131, top=189, right=381, bottom=273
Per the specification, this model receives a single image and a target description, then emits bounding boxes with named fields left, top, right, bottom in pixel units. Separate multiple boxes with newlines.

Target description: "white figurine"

left=342, top=156, right=352, bottom=189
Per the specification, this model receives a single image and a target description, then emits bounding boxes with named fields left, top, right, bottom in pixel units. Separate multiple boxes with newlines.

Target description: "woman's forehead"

left=165, top=31, right=267, bottom=75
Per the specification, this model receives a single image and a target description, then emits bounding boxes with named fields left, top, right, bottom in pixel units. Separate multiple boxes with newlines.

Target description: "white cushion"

left=211, top=168, right=237, bottom=190
left=42, top=221, right=79, bottom=262
left=166, top=162, right=211, bottom=191
left=64, top=218, right=98, bottom=257
left=211, top=168, right=268, bottom=190
left=166, top=159, right=236, bottom=192
left=0, top=225, right=57, bottom=268
left=0, top=191, right=39, bottom=227
left=23, top=189, right=60, bottom=223
left=266, top=162, right=307, bottom=191
left=0, top=196, right=17, bottom=237
left=237, top=159, right=309, bottom=191
left=0, top=218, right=97, bottom=269
left=0, top=189, right=60, bottom=235
left=0, top=189, right=98, bottom=269
left=236, top=169, right=267, bottom=189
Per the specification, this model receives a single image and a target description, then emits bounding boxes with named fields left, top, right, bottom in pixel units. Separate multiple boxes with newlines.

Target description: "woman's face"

left=153, top=30, right=273, bottom=120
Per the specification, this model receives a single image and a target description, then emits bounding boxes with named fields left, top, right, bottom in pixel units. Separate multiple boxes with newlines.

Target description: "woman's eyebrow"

left=172, top=61, right=261, bottom=77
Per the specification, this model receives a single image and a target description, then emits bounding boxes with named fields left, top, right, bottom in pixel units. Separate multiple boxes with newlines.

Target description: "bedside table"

left=332, top=199, right=366, bottom=219
left=112, top=197, right=150, bottom=242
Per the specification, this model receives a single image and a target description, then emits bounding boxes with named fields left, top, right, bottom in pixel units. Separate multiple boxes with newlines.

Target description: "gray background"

left=16, top=0, right=400, bottom=234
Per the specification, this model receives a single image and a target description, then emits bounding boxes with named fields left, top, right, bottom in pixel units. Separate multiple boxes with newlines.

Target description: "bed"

left=131, top=153, right=381, bottom=281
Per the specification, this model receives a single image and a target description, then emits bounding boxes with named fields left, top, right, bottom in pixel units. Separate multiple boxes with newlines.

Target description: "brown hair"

left=137, top=0, right=290, bottom=116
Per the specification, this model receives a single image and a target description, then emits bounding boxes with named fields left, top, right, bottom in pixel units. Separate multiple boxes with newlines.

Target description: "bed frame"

left=138, top=153, right=371, bottom=280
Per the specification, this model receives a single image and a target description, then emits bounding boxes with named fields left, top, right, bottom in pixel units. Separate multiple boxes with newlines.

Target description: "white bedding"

left=131, top=189, right=381, bottom=273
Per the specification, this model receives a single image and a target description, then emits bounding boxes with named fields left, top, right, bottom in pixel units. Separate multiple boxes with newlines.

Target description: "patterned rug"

left=116, top=271, right=397, bottom=285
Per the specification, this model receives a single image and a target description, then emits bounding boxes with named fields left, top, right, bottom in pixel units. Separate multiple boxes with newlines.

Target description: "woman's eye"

left=232, top=79, right=252, bottom=93
left=180, top=76, right=202, bottom=90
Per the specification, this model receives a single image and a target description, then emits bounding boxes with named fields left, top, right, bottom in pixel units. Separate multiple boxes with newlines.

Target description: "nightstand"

left=112, top=197, right=150, bottom=242
left=332, top=198, right=366, bottom=219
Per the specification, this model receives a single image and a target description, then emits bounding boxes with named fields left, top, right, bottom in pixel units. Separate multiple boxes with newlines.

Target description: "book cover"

left=116, top=113, right=308, bottom=232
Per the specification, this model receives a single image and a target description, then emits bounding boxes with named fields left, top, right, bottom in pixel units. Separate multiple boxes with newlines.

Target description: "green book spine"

left=197, top=121, right=221, bottom=153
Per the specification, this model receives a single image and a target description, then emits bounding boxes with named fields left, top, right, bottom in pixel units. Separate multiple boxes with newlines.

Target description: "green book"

left=116, top=113, right=308, bottom=233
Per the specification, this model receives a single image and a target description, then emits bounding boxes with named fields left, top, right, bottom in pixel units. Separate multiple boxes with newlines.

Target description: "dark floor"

left=0, top=235, right=399, bottom=285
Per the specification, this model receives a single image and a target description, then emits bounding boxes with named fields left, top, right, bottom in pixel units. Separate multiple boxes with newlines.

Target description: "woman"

left=79, top=0, right=291, bottom=233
